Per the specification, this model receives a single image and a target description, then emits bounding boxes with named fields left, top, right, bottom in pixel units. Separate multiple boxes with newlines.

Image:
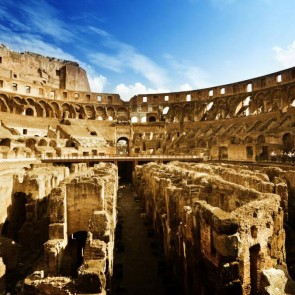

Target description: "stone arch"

left=12, top=96, right=25, bottom=115
left=62, top=103, right=75, bottom=119
left=106, top=107, right=115, bottom=118
left=131, top=116, right=138, bottom=123
left=117, top=107, right=129, bottom=121
left=148, top=115, right=157, bottom=122
left=282, top=133, right=294, bottom=152
left=75, top=104, right=85, bottom=119
left=219, top=146, right=228, bottom=160
left=287, top=85, right=295, bottom=104
left=0, top=95, right=9, bottom=112
left=50, top=102, right=60, bottom=118
left=85, top=105, right=95, bottom=120
left=214, top=99, right=228, bottom=119
left=234, top=96, right=251, bottom=117
left=34, top=101, right=45, bottom=117
left=66, top=139, right=76, bottom=148
left=24, top=107, right=35, bottom=116
left=0, top=138, right=11, bottom=147
left=49, top=140, right=57, bottom=148
left=270, top=88, right=283, bottom=111
left=26, top=138, right=37, bottom=150
left=38, top=139, right=47, bottom=146
left=117, top=137, right=129, bottom=155
left=183, top=103, right=193, bottom=122
left=39, top=100, right=53, bottom=117
left=251, top=92, right=266, bottom=114
left=96, top=106, right=106, bottom=120
left=172, top=105, right=182, bottom=122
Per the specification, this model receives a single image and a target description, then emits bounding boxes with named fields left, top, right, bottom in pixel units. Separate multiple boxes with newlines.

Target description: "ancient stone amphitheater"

left=0, top=43, right=295, bottom=295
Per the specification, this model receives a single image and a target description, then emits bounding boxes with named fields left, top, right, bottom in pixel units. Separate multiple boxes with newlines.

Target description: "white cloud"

left=165, top=54, right=211, bottom=89
left=88, top=75, right=107, bottom=93
left=114, top=82, right=170, bottom=101
left=0, top=0, right=73, bottom=42
left=179, top=83, right=193, bottom=91
left=273, top=41, right=295, bottom=68
left=89, top=27, right=170, bottom=89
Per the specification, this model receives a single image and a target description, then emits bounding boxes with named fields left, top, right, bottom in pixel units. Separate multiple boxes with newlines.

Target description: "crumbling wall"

left=135, top=162, right=295, bottom=295
left=30, top=162, right=118, bottom=295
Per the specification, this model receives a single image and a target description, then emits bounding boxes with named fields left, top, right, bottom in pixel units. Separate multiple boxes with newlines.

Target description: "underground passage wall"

left=134, top=161, right=295, bottom=295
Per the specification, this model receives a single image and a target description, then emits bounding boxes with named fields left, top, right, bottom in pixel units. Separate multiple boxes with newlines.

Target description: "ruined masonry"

left=0, top=44, right=294, bottom=294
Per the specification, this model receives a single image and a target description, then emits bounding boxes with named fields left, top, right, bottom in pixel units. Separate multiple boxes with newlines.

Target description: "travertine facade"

left=0, top=44, right=294, bottom=294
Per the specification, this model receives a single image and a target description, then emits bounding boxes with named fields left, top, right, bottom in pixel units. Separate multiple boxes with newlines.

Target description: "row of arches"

left=164, top=86, right=295, bottom=123
left=0, top=84, right=295, bottom=124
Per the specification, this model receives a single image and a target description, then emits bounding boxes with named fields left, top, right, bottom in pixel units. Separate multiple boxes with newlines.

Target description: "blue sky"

left=0, top=0, right=295, bottom=100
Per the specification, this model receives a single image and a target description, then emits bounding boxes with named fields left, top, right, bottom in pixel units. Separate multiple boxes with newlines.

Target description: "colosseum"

left=0, top=43, right=294, bottom=295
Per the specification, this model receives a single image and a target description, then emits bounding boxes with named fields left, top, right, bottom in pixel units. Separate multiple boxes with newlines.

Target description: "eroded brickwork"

left=134, top=162, right=295, bottom=294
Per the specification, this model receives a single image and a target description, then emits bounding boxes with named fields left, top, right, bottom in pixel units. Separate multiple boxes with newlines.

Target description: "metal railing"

left=40, top=154, right=202, bottom=161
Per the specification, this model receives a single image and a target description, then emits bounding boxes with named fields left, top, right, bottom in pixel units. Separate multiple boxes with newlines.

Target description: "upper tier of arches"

left=0, top=67, right=295, bottom=123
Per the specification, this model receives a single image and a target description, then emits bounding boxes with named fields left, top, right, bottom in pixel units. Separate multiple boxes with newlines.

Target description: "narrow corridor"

left=112, top=184, right=182, bottom=295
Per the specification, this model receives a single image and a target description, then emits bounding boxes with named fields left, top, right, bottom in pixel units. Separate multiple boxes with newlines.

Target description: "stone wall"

left=134, top=162, right=295, bottom=295
left=33, top=162, right=118, bottom=294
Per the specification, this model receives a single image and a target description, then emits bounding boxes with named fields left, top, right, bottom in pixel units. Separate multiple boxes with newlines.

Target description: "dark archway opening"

left=283, top=133, right=294, bottom=152
left=1, top=192, right=27, bottom=242
left=118, top=161, right=133, bottom=184
left=148, top=116, right=156, bottom=122
left=219, top=146, right=228, bottom=160
left=60, top=231, right=88, bottom=277
left=25, top=108, right=34, bottom=116
left=250, top=244, right=260, bottom=295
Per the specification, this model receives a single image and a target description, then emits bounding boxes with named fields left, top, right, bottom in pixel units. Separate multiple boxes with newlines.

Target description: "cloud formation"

left=165, top=54, right=211, bottom=89
left=273, top=41, right=295, bottom=68
left=89, top=27, right=170, bottom=89
left=0, top=0, right=73, bottom=42
left=114, top=83, right=170, bottom=101
left=88, top=75, right=108, bottom=93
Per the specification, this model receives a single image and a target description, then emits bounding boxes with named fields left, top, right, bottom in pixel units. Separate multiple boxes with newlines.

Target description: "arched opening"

left=49, top=140, right=57, bottom=148
left=148, top=116, right=156, bottom=122
left=0, top=97, right=9, bottom=112
left=250, top=244, right=261, bottom=295
left=26, top=138, right=37, bottom=150
left=25, top=108, right=34, bottom=116
left=66, top=140, right=76, bottom=148
left=162, top=106, right=169, bottom=115
left=38, top=139, right=47, bottom=146
left=0, top=138, right=11, bottom=147
left=117, top=137, right=129, bottom=155
left=283, top=133, right=294, bottom=152
left=219, top=146, right=228, bottom=160
left=131, top=116, right=138, bottom=123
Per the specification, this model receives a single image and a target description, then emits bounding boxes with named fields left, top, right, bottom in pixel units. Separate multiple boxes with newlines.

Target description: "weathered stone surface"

left=135, top=162, right=295, bottom=295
